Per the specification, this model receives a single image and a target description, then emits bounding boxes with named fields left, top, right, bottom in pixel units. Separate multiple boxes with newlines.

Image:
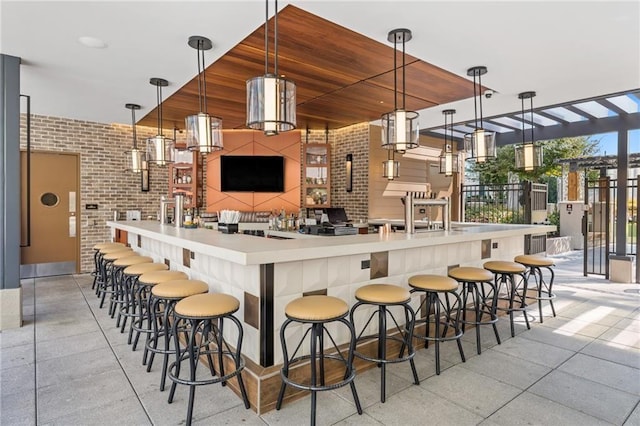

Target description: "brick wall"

left=20, top=114, right=172, bottom=272
left=330, top=123, right=370, bottom=222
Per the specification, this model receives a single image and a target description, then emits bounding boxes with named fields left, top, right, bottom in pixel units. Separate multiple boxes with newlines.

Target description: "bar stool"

left=167, top=293, right=250, bottom=426
left=515, top=254, right=557, bottom=323
left=130, top=270, right=188, bottom=354
left=483, top=261, right=530, bottom=337
left=146, top=279, right=209, bottom=391
left=97, top=248, right=135, bottom=309
left=109, top=255, right=153, bottom=320
left=407, top=274, right=465, bottom=375
left=91, top=242, right=123, bottom=290
left=277, top=295, right=362, bottom=426
left=118, top=262, right=169, bottom=333
left=448, top=267, right=501, bottom=355
left=95, top=245, right=132, bottom=296
left=349, top=284, right=419, bottom=403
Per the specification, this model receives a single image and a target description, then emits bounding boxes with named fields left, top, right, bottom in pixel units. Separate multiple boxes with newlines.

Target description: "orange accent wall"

left=206, top=130, right=301, bottom=213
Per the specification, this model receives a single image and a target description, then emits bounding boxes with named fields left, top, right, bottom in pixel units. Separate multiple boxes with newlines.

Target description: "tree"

left=468, top=136, right=599, bottom=185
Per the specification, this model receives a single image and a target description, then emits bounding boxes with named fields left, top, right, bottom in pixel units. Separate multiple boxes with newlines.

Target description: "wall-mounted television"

left=220, top=155, right=285, bottom=192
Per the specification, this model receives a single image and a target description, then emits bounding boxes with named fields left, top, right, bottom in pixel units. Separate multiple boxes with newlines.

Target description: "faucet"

left=160, top=195, right=185, bottom=228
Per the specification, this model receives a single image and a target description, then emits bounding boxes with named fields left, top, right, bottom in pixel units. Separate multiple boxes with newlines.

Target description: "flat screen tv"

left=220, top=155, right=285, bottom=192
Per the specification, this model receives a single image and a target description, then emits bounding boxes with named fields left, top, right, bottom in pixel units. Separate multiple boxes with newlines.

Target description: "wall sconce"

left=346, top=153, right=353, bottom=192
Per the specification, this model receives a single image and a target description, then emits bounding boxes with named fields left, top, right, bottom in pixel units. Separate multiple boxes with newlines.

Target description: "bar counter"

left=107, top=220, right=553, bottom=413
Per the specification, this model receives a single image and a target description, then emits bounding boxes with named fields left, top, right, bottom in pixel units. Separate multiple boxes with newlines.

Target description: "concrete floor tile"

left=39, top=395, right=152, bottom=426
left=458, top=348, right=551, bottom=390
left=36, top=348, right=121, bottom=389
left=529, top=370, right=638, bottom=425
left=37, top=368, right=136, bottom=423
left=36, top=329, right=110, bottom=361
left=260, top=390, right=360, bottom=426
left=419, top=364, right=521, bottom=417
left=35, top=316, right=101, bottom=343
left=599, top=327, right=640, bottom=349
left=614, top=316, right=640, bottom=332
left=0, top=343, right=34, bottom=370
left=330, top=412, right=383, bottom=425
left=519, top=323, right=593, bottom=352
left=558, top=353, right=640, bottom=396
left=194, top=404, right=266, bottom=426
left=139, top=383, right=245, bottom=426
left=0, top=323, right=34, bottom=349
left=332, top=364, right=413, bottom=409
left=1, top=364, right=35, bottom=397
left=624, top=403, right=640, bottom=426
left=0, top=388, right=36, bottom=426
left=581, top=339, right=640, bottom=370
left=538, top=315, right=610, bottom=339
left=491, top=336, right=574, bottom=368
left=365, top=384, right=483, bottom=426
left=487, top=391, right=612, bottom=425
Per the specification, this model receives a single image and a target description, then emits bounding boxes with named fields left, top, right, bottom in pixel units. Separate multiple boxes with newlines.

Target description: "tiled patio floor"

left=1, top=251, right=639, bottom=425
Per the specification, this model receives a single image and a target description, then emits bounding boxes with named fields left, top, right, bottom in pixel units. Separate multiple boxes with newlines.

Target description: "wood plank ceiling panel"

left=139, top=5, right=476, bottom=131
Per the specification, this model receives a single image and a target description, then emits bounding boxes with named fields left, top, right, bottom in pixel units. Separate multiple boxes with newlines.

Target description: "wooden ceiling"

left=139, top=5, right=476, bottom=131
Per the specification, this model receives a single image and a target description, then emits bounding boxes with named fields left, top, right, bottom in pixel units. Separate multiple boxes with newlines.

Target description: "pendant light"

left=185, top=36, right=223, bottom=153
left=515, top=91, right=543, bottom=171
left=146, top=78, right=175, bottom=166
left=381, top=28, right=419, bottom=153
left=463, top=66, right=496, bottom=163
left=124, top=103, right=146, bottom=173
left=439, top=109, right=459, bottom=176
left=382, top=149, right=399, bottom=180
left=246, top=0, right=296, bottom=136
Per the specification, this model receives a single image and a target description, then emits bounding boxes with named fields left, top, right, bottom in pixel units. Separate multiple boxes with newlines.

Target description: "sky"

left=589, top=129, right=640, bottom=156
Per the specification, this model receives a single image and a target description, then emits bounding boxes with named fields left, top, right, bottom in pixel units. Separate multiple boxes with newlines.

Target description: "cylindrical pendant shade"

left=381, top=109, right=419, bottom=151
left=185, top=113, right=223, bottom=153
left=463, top=129, right=496, bottom=163
left=439, top=149, right=459, bottom=177
left=382, top=159, right=399, bottom=180
left=124, top=148, right=146, bottom=173
left=515, top=143, right=543, bottom=171
left=246, top=74, right=296, bottom=136
left=146, top=135, right=175, bottom=166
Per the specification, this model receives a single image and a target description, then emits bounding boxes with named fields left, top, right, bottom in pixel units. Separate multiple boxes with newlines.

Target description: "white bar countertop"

left=107, top=220, right=555, bottom=266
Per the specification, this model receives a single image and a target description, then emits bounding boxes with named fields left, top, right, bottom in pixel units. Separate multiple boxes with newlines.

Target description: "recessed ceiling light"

left=78, top=36, right=107, bottom=49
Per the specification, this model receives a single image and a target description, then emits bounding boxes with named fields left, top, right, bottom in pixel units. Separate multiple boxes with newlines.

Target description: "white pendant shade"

left=124, top=148, right=146, bottom=173
left=464, top=128, right=496, bottom=163
left=147, top=134, right=175, bottom=166
left=382, top=159, right=399, bottom=180
left=246, top=74, right=296, bottom=136
left=185, top=113, right=223, bottom=153
left=381, top=109, right=419, bottom=151
left=515, top=143, right=543, bottom=171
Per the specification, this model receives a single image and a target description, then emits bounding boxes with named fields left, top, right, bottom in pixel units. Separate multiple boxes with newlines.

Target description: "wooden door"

left=20, top=151, right=80, bottom=276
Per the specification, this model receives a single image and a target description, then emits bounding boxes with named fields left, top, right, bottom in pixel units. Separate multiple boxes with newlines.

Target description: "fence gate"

left=584, top=177, right=638, bottom=279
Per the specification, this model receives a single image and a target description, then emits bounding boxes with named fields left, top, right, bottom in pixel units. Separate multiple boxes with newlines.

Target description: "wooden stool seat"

left=138, top=271, right=187, bottom=286
left=285, top=295, right=348, bottom=321
left=102, top=250, right=135, bottom=261
left=93, top=242, right=124, bottom=251
left=515, top=254, right=554, bottom=267
left=408, top=274, right=458, bottom=292
left=175, top=293, right=239, bottom=318
left=124, top=263, right=168, bottom=276
left=449, top=266, right=494, bottom=282
left=483, top=261, right=526, bottom=274
left=355, top=284, right=410, bottom=304
left=113, top=255, right=153, bottom=268
left=100, top=245, right=132, bottom=255
left=152, top=280, right=209, bottom=300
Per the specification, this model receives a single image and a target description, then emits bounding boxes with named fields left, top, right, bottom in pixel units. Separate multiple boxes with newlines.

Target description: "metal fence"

left=461, top=181, right=547, bottom=225
left=583, top=177, right=638, bottom=278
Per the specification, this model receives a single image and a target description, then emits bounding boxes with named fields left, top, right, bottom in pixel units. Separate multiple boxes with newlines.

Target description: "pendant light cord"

left=274, top=0, right=278, bottom=76
left=156, top=83, right=163, bottom=136
left=264, top=0, right=269, bottom=75
left=473, top=72, right=478, bottom=131
left=529, top=96, right=535, bottom=145
left=401, top=34, right=406, bottom=110
left=478, top=71, right=484, bottom=130
left=521, top=95, right=526, bottom=145
left=393, top=36, right=398, bottom=111
left=202, top=43, right=208, bottom=113
left=131, top=107, right=137, bottom=149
